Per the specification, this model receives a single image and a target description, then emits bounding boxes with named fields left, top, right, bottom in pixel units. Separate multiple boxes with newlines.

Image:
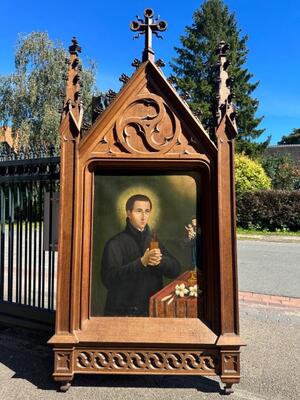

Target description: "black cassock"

left=101, top=219, right=181, bottom=316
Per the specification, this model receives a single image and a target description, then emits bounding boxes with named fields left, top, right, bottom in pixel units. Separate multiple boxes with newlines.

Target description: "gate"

left=0, top=147, right=60, bottom=331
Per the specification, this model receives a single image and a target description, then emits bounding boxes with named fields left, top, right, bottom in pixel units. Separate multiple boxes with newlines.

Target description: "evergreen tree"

left=171, top=0, right=267, bottom=156
left=0, top=32, right=96, bottom=151
left=278, top=128, right=300, bottom=145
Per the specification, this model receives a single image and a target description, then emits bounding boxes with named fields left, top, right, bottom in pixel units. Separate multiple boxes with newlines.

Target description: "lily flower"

left=175, top=283, right=189, bottom=297
left=189, top=284, right=199, bottom=297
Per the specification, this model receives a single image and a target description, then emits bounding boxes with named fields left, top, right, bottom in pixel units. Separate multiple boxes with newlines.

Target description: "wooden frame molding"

left=48, top=40, right=244, bottom=395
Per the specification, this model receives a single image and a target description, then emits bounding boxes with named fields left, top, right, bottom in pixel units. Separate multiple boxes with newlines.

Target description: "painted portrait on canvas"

left=91, top=173, right=203, bottom=318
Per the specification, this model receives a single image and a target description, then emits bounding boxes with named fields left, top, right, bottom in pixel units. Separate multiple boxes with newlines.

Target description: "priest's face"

left=127, top=200, right=151, bottom=231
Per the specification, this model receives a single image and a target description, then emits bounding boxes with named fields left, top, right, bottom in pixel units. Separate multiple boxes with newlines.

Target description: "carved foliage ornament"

left=115, top=93, right=181, bottom=155
left=75, top=350, right=217, bottom=372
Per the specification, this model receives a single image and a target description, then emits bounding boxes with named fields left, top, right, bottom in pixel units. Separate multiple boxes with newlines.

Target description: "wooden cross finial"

left=130, top=8, right=167, bottom=63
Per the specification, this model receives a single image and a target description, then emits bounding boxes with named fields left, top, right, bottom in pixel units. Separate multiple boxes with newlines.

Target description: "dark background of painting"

left=91, top=173, right=201, bottom=316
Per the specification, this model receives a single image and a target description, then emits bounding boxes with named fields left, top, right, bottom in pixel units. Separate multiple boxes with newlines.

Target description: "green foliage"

left=171, top=0, right=266, bottom=156
left=278, top=128, right=300, bottom=145
left=235, top=137, right=270, bottom=158
left=237, top=227, right=300, bottom=236
left=261, top=154, right=300, bottom=190
left=0, top=32, right=96, bottom=150
left=237, top=190, right=300, bottom=232
left=235, top=154, right=271, bottom=195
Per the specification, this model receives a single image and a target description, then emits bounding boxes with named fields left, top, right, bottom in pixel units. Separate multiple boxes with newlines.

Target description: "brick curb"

left=239, top=291, right=300, bottom=309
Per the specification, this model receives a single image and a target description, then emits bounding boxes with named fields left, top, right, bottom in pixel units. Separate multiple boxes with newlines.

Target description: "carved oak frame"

left=49, top=58, right=243, bottom=395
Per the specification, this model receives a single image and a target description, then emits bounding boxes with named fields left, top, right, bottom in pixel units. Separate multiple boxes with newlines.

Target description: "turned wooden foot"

left=59, top=381, right=71, bottom=392
left=223, top=383, right=234, bottom=395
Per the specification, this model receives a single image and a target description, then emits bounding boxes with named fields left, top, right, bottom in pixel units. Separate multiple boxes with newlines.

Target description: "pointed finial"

left=214, top=41, right=237, bottom=130
left=106, top=89, right=117, bottom=101
left=119, top=73, right=130, bottom=84
left=81, top=118, right=91, bottom=135
left=130, top=8, right=167, bottom=62
left=167, top=75, right=178, bottom=88
left=155, top=59, right=165, bottom=68
left=59, top=37, right=83, bottom=134
left=91, top=96, right=105, bottom=122
left=68, top=37, right=82, bottom=55
left=131, top=58, right=141, bottom=68
left=182, top=91, right=190, bottom=100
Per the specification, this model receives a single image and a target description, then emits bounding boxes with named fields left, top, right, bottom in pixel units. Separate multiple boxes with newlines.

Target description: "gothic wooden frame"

left=48, top=37, right=243, bottom=395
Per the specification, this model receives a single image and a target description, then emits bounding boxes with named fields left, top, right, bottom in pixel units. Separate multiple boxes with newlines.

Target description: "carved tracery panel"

left=115, top=93, right=181, bottom=154
left=93, top=92, right=202, bottom=157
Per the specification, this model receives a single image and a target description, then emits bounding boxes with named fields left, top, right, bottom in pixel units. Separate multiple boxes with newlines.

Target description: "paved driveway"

left=0, top=303, right=299, bottom=400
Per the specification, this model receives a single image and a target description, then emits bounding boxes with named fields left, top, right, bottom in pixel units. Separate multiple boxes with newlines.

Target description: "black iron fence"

left=0, top=147, right=59, bottom=330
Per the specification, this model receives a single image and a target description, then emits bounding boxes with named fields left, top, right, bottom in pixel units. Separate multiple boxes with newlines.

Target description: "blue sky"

left=1, top=0, right=299, bottom=144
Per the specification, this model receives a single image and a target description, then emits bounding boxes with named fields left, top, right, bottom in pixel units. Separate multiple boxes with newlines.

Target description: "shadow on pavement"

left=0, top=325, right=56, bottom=390
left=74, top=374, right=222, bottom=393
left=0, top=325, right=222, bottom=394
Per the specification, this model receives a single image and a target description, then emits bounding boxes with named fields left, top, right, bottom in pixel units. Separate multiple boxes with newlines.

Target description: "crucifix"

left=130, top=8, right=167, bottom=63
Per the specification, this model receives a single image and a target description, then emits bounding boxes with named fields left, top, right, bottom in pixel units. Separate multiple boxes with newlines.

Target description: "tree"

left=278, top=128, right=300, bottom=145
left=0, top=32, right=96, bottom=150
left=171, top=0, right=267, bottom=156
left=235, top=154, right=271, bottom=195
left=261, top=154, right=300, bottom=190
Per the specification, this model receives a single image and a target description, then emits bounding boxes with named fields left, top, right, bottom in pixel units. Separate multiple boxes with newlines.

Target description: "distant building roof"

left=265, top=144, right=300, bottom=164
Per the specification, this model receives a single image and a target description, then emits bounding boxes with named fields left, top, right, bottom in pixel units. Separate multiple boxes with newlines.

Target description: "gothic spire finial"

left=59, top=37, right=83, bottom=134
left=130, top=8, right=167, bottom=63
left=68, top=37, right=82, bottom=55
left=214, top=41, right=237, bottom=132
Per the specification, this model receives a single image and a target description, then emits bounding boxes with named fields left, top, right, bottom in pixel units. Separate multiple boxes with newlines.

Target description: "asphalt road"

left=237, top=240, right=300, bottom=298
left=0, top=303, right=299, bottom=400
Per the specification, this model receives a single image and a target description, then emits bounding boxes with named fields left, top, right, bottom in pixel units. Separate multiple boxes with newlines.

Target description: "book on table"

left=149, top=270, right=204, bottom=318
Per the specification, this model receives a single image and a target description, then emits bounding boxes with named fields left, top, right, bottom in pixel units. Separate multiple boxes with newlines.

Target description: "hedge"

left=236, top=190, right=300, bottom=231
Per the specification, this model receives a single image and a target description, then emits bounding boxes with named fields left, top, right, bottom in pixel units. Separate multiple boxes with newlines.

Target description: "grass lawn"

left=237, top=227, right=300, bottom=237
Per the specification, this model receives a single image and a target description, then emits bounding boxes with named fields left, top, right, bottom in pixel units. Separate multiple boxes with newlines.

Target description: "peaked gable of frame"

left=78, top=61, right=216, bottom=162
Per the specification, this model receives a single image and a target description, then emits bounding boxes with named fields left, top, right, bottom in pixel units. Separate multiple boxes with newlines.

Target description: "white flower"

left=189, top=284, right=199, bottom=297
left=175, top=283, right=189, bottom=297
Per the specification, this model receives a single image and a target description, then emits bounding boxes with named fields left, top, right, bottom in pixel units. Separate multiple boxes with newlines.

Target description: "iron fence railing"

left=0, top=148, right=59, bottom=329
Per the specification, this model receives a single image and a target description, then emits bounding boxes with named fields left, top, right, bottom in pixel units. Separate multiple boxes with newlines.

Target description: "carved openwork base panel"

left=74, top=349, right=218, bottom=374
left=53, top=347, right=240, bottom=381
left=54, top=348, right=219, bottom=377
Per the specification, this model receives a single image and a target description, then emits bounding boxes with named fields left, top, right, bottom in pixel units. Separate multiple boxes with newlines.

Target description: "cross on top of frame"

left=130, top=8, right=167, bottom=63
